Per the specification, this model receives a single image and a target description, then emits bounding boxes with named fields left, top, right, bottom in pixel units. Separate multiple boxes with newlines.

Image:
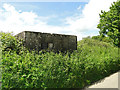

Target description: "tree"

left=97, top=1, right=120, bottom=47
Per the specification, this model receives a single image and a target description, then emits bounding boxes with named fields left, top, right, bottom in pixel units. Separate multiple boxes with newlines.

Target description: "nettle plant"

left=0, top=32, right=24, bottom=53
left=1, top=32, right=120, bottom=88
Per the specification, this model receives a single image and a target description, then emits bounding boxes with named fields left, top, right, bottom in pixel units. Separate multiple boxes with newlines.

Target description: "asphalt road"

left=84, top=71, right=120, bottom=90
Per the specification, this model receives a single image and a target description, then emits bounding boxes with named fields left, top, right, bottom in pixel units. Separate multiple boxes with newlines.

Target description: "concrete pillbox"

left=15, top=31, right=77, bottom=52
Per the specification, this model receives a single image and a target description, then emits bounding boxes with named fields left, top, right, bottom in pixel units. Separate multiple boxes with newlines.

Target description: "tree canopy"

left=97, top=0, right=120, bottom=47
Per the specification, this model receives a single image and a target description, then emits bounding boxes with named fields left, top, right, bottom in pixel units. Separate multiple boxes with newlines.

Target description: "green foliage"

left=92, top=35, right=113, bottom=44
left=1, top=33, right=120, bottom=89
left=0, top=32, right=24, bottom=53
left=97, top=1, right=120, bottom=47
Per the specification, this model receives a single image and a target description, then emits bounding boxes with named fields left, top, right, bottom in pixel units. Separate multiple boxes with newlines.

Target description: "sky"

left=0, top=0, right=117, bottom=40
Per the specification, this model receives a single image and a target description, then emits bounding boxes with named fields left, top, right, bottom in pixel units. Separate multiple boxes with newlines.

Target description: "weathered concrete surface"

left=0, top=82, right=1, bottom=87
left=15, top=31, right=77, bottom=52
left=84, top=71, right=119, bottom=90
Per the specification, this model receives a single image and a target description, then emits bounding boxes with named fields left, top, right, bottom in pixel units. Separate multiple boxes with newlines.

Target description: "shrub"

left=92, top=35, right=113, bottom=44
left=0, top=32, right=24, bottom=53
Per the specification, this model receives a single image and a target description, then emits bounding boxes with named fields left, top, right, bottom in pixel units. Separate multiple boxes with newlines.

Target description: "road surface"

left=84, top=71, right=120, bottom=90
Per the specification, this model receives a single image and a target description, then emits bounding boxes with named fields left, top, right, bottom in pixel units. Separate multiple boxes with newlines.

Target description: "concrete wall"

left=16, top=31, right=77, bottom=52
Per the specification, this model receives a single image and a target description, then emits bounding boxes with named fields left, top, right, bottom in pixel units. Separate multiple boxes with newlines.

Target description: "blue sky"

left=0, top=0, right=117, bottom=40
left=2, top=2, right=87, bottom=26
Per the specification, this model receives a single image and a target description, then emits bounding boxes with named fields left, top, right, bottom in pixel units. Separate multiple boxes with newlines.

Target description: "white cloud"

left=0, top=0, right=118, bottom=40
left=64, top=0, right=117, bottom=39
left=65, top=0, right=117, bottom=32
left=77, top=5, right=82, bottom=10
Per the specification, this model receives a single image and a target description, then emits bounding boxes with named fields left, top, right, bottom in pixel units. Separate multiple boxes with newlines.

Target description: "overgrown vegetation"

left=0, top=32, right=120, bottom=89
left=0, top=32, right=24, bottom=53
left=92, top=35, right=113, bottom=44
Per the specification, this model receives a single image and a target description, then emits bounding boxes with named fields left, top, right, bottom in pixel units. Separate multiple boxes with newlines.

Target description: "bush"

left=1, top=33, right=120, bottom=89
left=0, top=32, right=24, bottom=53
left=92, top=35, right=113, bottom=44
